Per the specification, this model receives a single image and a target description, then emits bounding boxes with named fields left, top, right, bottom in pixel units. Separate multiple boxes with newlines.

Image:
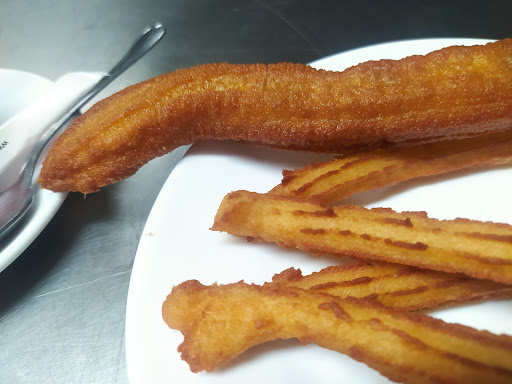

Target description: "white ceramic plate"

left=0, top=69, right=67, bottom=272
left=125, top=39, right=512, bottom=383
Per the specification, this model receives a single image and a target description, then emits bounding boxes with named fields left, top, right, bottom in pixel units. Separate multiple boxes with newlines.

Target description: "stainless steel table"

left=0, top=1, right=510, bottom=382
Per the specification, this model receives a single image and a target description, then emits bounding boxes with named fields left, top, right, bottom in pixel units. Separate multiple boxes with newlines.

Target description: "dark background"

left=0, top=1, right=510, bottom=382
left=4, top=1, right=512, bottom=80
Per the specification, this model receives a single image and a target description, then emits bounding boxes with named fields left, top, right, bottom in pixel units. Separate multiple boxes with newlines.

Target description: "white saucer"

left=0, top=69, right=67, bottom=273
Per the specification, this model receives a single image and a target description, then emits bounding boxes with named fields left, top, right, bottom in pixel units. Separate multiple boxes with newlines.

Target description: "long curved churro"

left=163, top=280, right=512, bottom=383
left=270, top=130, right=512, bottom=204
left=212, top=191, right=512, bottom=284
left=39, top=39, right=512, bottom=193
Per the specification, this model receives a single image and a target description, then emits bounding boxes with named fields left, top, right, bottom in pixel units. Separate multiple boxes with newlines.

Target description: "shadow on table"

left=0, top=187, right=115, bottom=317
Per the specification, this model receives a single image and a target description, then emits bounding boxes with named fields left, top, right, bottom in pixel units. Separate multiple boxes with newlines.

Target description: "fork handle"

left=77, top=23, right=166, bottom=113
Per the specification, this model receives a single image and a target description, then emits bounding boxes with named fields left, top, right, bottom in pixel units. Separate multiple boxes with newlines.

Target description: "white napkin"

left=0, top=72, right=104, bottom=193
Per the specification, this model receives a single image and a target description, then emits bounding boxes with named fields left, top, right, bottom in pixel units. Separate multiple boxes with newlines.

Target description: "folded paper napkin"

left=0, top=72, right=104, bottom=193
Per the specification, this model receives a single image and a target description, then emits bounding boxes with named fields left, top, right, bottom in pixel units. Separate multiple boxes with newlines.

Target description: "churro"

left=168, top=262, right=512, bottom=335
left=40, top=39, right=512, bottom=193
left=212, top=191, right=512, bottom=284
left=163, top=279, right=512, bottom=383
left=271, top=131, right=512, bottom=204
left=273, top=262, right=512, bottom=311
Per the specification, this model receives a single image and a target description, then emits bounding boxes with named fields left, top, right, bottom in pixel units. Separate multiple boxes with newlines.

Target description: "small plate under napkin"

left=0, top=69, right=102, bottom=273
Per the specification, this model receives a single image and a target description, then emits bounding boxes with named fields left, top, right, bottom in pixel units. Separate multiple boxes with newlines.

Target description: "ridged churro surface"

left=40, top=39, right=512, bottom=193
left=273, top=262, right=512, bottom=311
left=163, top=280, right=512, bottom=383
left=212, top=191, right=512, bottom=284
left=271, top=130, right=512, bottom=204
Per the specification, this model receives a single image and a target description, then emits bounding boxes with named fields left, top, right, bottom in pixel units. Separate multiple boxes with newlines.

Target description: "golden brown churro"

left=271, top=130, right=512, bottom=204
left=166, top=262, right=512, bottom=334
left=273, top=262, right=512, bottom=311
left=163, top=280, right=512, bottom=383
left=212, top=191, right=512, bottom=284
left=40, top=39, right=512, bottom=193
